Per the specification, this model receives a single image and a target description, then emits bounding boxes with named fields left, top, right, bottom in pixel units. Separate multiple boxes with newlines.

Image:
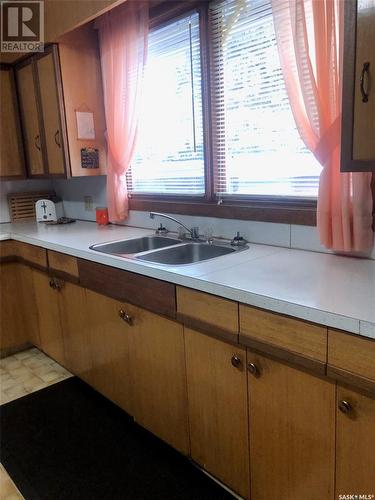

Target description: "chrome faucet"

left=149, top=212, right=200, bottom=240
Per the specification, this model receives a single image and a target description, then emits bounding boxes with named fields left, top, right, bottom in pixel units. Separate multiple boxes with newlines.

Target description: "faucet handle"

left=155, top=223, right=168, bottom=235
left=231, top=231, right=248, bottom=246
left=191, top=227, right=200, bottom=239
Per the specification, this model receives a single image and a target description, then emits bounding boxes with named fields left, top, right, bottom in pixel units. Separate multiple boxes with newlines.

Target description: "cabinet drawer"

left=0, top=241, right=16, bottom=259
left=176, top=287, right=238, bottom=339
left=48, top=250, right=78, bottom=280
left=240, top=305, right=327, bottom=363
left=78, top=259, right=176, bottom=319
left=15, top=241, right=47, bottom=269
left=328, top=329, right=375, bottom=383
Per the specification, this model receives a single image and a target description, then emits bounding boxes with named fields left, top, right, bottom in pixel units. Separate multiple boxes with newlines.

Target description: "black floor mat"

left=0, top=377, right=233, bottom=500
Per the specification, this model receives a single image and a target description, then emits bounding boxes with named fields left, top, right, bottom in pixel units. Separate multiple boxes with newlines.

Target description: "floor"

left=0, top=348, right=72, bottom=500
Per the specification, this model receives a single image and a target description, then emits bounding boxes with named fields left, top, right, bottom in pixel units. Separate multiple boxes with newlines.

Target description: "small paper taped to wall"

left=76, top=111, right=95, bottom=140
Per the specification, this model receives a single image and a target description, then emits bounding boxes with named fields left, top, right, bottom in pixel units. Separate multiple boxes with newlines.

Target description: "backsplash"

left=0, top=179, right=54, bottom=223
left=1, top=176, right=374, bottom=259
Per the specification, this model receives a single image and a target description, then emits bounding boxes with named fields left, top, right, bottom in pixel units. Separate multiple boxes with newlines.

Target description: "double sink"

left=90, top=235, right=248, bottom=265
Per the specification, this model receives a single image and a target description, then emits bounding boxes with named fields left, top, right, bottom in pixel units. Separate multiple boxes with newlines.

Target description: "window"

left=129, top=0, right=321, bottom=206
left=127, top=11, right=205, bottom=196
left=210, top=0, right=321, bottom=199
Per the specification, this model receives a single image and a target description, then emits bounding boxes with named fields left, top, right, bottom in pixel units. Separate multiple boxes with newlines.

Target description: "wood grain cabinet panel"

left=0, top=263, right=29, bottom=353
left=247, top=352, right=335, bottom=500
left=32, top=269, right=65, bottom=366
left=336, top=385, right=375, bottom=497
left=58, top=281, right=91, bottom=382
left=240, top=305, right=327, bottom=362
left=176, top=286, right=238, bottom=339
left=36, top=49, right=66, bottom=175
left=48, top=250, right=79, bottom=280
left=85, top=289, right=134, bottom=415
left=328, top=329, right=375, bottom=382
left=0, top=67, right=25, bottom=178
left=130, top=309, right=189, bottom=455
left=185, top=328, right=249, bottom=498
left=16, top=60, right=44, bottom=176
left=15, top=241, right=47, bottom=269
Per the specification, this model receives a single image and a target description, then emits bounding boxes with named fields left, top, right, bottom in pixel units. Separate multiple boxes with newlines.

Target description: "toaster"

left=35, top=198, right=64, bottom=222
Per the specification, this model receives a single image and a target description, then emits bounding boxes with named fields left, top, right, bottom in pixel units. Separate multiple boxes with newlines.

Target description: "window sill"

left=129, top=196, right=317, bottom=226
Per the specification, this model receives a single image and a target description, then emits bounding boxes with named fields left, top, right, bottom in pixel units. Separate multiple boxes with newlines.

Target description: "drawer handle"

left=119, top=309, right=134, bottom=326
left=49, top=278, right=64, bottom=291
left=54, top=130, right=61, bottom=147
left=360, top=62, right=370, bottom=103
left=34, top=134, right=41, bottom=151
left=338, top=400, right=353, bottom=415
left=231, top=355, right=242, bottom=368
left=247, top=362, right=259, bottom=376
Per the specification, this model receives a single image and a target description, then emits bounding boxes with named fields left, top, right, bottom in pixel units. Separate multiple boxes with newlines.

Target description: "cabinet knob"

left=49, top=279, right=56, bottom=289
left=338, top=400, right=353, bottom=415
left=231, top=355, right=242, bottom=368
left=247, top=362, right=259, bottom=376
left=119, top=309, right=134, bottom=326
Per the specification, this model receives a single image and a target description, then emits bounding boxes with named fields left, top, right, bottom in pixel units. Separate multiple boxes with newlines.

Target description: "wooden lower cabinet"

left=247, top=352, right=335, bottom=500
left=58, top=281, right=91, bottom=382
left=32, top=270, right=65, bottom=366
left=85, top=289, right=134, bottom=415
left=184, top=328, right=249, bottom=497
left=336, top=385, right=375, bottom=497
left=0, top=263, right=29, bottom=353
left=130, top=308, right=189, bottom=455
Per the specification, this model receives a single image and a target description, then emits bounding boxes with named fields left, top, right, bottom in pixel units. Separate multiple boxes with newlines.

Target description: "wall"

left=0, top=179, right=54, bottom=223
left=52, top=176, right=375, bottom=259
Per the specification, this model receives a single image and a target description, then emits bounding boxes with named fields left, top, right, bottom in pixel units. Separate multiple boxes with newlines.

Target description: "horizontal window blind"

left=210, top=0, right=321, bottom=198
left=127, top=11, right=205, bottom=196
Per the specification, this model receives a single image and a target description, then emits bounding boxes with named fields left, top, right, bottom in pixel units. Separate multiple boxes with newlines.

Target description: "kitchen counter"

left=1, top=220, right=374, bottom=339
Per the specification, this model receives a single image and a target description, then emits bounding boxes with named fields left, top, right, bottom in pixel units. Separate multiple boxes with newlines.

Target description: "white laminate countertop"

left=1, top=220, right=374, bottom=339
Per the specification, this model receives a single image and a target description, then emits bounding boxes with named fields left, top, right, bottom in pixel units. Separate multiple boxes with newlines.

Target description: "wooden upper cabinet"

left=14, top=23, right=107, bottom=178
left=58, top=23, right=107, bottom=176
left=0, top=66, right=25, bottom=178
left=16, top=60, right=44, bottom=176
left=247, top=352, right=335, bottom=500
left=36, top=48, right=67, bottom=175
left=341, top=0, right=375, bottom=171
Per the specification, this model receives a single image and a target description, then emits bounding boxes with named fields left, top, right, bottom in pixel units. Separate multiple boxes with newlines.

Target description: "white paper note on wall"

left=76, top=111, right=95, bottom=140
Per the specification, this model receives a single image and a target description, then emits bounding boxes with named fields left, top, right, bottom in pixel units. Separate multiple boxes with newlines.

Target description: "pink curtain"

left=272, top=0, right=373, bottom=252
left=97, top=1, right=148, bottom=222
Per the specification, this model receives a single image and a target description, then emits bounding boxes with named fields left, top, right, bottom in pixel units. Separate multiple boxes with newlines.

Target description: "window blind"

left=210, top=0, right=322, bottom=198
left=127, top=11, right=205, bottom=196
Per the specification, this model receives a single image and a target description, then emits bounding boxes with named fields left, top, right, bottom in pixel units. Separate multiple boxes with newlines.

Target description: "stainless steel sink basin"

left=136, top=243, right=236, bottom=265
left=90, top=236, right=181, bottom=255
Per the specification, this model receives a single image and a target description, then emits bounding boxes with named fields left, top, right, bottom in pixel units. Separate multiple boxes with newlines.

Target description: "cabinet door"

left=0, top=68, right=25, bottom=178
left=85, top=290, right=134, bottom=415
left=32, top=270, right=65, bottom=366
left=0, top=263, right=28, bottom=352
left=131, top=309, right=189, bottom=455
left=185, top=328, right=249, bottom=498
left=36, top=48, right=67, bottom=176
left=336, top=385, right=375, bottom=496
left=341, top=0, right=375, bottom=171
left=16, top=61, right=44, bottom=176
left=248, top=352, right=335, bottom=500
left=58, top=281, right=91, bottom=382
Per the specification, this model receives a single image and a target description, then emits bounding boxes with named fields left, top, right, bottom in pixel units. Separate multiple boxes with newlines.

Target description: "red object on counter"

left=96, top=207, right=109, bottom=225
